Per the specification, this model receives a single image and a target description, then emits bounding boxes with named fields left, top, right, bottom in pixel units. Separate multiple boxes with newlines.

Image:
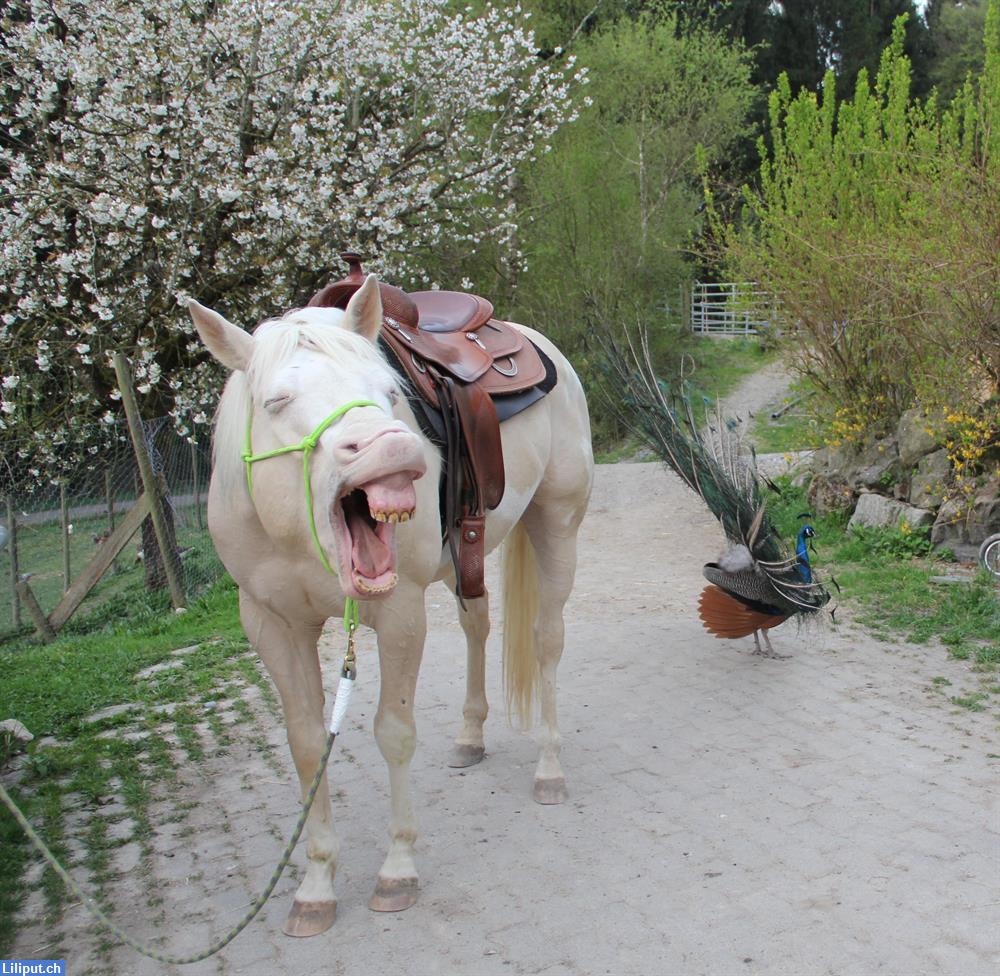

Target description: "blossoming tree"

left=0, top=0, right=581, bottom=476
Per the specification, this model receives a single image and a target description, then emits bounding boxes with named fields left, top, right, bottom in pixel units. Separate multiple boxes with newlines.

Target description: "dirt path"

left=12, top=365, right=998, bottom=975
left=718, top=356, right=796, bottom=423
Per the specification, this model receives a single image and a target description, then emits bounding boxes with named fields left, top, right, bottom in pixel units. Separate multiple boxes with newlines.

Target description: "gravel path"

left=11, top=361, right=999, bottom=976
left=718, top=356, right=797, bottom=423
left=714, top=355, right=813, bottom=479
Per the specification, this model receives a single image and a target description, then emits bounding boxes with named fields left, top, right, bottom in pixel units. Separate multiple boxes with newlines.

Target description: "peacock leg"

left=757, top=629, right=791, bottom=660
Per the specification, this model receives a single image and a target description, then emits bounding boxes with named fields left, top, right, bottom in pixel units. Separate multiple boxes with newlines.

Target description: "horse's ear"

left=187, top=300, right=255, bottom=372
left=342, top=274, right=383, bottom=343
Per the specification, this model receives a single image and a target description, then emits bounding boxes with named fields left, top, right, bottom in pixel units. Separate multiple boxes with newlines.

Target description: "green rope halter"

left=242, top=398, right=380, bottom=629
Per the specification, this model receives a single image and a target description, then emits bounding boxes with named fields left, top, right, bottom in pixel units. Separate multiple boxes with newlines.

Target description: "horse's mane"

left=212, top=306, right=401, bottom=498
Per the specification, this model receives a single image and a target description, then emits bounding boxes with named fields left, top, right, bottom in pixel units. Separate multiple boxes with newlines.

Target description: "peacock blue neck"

left=796, top=527, right=813, bottom=582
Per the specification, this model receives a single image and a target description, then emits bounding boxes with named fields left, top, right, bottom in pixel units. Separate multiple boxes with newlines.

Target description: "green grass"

left=675, top=335, right=778, bottom=406
left=594, top=436, right=646, bottom=464
left=767, top=479, right=1000, bottom=680
left=0, top=508, right=222, bottom=643
left=0, top=577, right=250, bottom=956
left=1, top=581, right=244, bottom=738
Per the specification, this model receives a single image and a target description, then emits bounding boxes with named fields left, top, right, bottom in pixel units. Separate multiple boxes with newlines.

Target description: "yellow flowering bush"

left=937, top=409, right=999, bottom=499
left=827, top=403, right=874, bottom=449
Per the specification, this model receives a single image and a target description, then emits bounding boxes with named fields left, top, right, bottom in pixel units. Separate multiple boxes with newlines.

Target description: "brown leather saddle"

left=307, top=253, right=554, bottom=600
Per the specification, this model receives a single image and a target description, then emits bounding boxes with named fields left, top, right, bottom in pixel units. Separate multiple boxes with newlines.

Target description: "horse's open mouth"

left=333, top=474, right=417, bottom=597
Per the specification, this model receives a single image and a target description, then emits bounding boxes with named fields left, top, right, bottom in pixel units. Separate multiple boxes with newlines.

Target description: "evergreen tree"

left=926, top=0, right=990, bottom=103
left=763, top=0, right=931, bottom=98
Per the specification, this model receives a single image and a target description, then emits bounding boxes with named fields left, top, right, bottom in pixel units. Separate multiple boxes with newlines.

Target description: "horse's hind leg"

left=449, top=588, right=490, bottom=768
left=240, top=592, right=338, bottom=937
left=522, top=509, right=583, bottom=805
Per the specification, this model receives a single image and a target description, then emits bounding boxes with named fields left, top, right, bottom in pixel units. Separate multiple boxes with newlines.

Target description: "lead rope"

left=0, top=599, right=360, bottom=966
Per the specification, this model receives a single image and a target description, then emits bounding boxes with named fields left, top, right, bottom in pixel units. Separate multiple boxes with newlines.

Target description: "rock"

left=810, top=436, right=899, bottom=498
left=808, top=474, right=856, bottom=515
left=848, top=492, right=935, bottom=531
left=755, top=450, right=814, bottom=480
left=932, top=496, right=968, bottom=548
left=812, top=435, right=902, bottom=491
left=170, top=644, right=201, bottom=657
left=134, top=658, right=185, bottom=681
left=931, top=477, right=1000, bottom=548
left=82, top=702, right=140, bottom=725
left=852, top=435, right=901, bottom=491
left=0, top=719, right=33, bottom=744
left=897, top=407, right=939, bottom=467
left=908, top=449, right=951, bottom=510
left=809, top=437, right=911, bottom=513
left=810, top=444, right=850, bottom=477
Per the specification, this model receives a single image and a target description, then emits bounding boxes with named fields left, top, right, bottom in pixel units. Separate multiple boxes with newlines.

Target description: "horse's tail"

left=501, top=519, right=540, bottom=729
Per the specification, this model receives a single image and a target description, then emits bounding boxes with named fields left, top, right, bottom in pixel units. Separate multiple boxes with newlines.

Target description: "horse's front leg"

left=240, top=592, right=339, bottom=937
left=368, top=582, right=427, bottom=912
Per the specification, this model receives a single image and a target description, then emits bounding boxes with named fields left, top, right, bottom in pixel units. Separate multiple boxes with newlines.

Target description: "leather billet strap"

left=456, top=516, right=487, bottom=601
left=435, top=371, right=499, bottom=603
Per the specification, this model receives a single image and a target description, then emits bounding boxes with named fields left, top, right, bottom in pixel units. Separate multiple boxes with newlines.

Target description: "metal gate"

left=689, top=282, right=776, bottom=335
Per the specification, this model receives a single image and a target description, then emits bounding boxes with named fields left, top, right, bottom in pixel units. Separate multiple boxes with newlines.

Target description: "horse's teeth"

left=388, top=512, right=399, bottom=524
left=373, top=511, right=387, bottom=522
left=356, top=573, right=399, bottom=594
left=399, top=511, right=410, bottom=523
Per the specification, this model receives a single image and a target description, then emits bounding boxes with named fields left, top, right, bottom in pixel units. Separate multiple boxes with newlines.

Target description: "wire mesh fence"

left=0, top=419, right=226, bottom=644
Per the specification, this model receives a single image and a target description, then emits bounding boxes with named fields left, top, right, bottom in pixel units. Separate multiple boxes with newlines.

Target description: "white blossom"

left=0, top=0, right=582, bottom=482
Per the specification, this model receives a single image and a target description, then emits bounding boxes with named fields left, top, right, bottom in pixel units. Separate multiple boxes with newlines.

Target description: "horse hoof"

left=447, top=744, right=485, bottom=768
left=282, top=899, right=337, bottom=937
left=369, top=877, right=419, bottom=912
left=533, top=776, right=567, bottom=805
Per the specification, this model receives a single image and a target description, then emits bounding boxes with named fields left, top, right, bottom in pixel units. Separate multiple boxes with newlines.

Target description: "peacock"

left=596, top=330, right=832, bottom=658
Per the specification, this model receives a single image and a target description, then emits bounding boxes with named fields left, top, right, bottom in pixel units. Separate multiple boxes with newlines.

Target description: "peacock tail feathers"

left=595, top=329, right=830, bottom=620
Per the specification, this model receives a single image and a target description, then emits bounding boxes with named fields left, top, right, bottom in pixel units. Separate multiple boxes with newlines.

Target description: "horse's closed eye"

left=264, top=394, right=291, bottom=411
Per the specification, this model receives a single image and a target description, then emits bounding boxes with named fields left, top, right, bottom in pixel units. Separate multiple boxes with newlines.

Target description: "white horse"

left=188, top=276, right=593, bottom=936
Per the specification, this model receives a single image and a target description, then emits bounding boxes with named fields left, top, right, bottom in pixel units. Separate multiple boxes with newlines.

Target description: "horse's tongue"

left=348, top=512, right=392, bottom=579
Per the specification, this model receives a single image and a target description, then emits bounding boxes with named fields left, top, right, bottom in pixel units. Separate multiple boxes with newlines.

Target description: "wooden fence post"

left=5, top=497, right=20, bottom=629
left=112, top=352, right=186, bottom=610
left=60, top=481, right=71, bottom=593
left=191, top=440, right=204, bottom=531
left=105, top=468, right=116, bottom=530
left=47, top=492, right=152, bottom=635
left=16, top=577, right=55, bottom=641
left=105, top=467, right=120, bottom=574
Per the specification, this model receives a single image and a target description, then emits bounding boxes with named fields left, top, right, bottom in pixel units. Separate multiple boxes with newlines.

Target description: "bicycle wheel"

left=979, top=534, right=1000, bottom=578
